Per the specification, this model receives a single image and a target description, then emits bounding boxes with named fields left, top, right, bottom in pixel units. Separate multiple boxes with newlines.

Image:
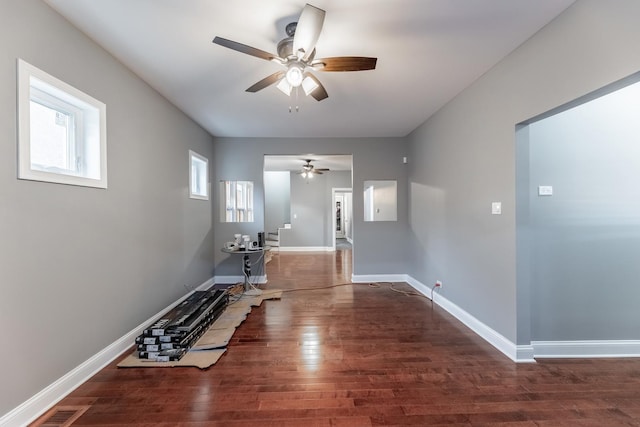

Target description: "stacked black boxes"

left=134, top=289, right=228, bottom=362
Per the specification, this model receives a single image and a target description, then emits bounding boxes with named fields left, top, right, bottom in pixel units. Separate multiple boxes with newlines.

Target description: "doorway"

left=264, top=154, right=353, bottom=255
left=332, top=188, right=352, bottom=251
left=516, top=74, right=640, bottom=351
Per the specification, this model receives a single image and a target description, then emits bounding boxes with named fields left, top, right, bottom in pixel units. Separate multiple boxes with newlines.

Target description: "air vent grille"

left=32, top=405, right=89, bottom=427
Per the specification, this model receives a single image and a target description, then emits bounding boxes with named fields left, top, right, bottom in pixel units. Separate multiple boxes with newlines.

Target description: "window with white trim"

left=17, top=59, right=107, bottom=188
left=189, top=150, right=209, bottom=200
left=220, top=181, right=254, bottom=222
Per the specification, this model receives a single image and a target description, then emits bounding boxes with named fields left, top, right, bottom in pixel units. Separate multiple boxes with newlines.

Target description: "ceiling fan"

left=299, top=159, right=329, bottom=178
left=212, top=3, right=377, bottom=102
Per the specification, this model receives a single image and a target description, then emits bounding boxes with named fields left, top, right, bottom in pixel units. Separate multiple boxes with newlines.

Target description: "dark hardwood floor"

left=34, top=250, right=640, bottom=426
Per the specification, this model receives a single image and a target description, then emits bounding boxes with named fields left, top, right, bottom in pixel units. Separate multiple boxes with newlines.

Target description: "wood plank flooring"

left=33, top=250, right=640, bottom=426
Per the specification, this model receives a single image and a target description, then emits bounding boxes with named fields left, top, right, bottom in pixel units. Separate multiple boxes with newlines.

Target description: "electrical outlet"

left=435, top=280, right=442, bottom=288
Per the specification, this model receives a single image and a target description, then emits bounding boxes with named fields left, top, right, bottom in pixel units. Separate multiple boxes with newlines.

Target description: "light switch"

left=538, top=185, right=553, bottom=196
left=491, top=202, right=502, bottom=215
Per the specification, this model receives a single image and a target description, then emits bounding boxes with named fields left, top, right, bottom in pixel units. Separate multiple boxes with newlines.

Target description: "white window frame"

left=220, top=180, right=254, bottom=222
left=189, top=150, right=209, bottom=200
left=17, top=59, right=107, bottom=188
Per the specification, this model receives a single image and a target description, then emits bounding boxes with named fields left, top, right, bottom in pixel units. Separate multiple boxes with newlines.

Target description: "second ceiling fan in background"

left=298, top=159, right=329, bottom=178
left=213, top=3, right=377, bottom=103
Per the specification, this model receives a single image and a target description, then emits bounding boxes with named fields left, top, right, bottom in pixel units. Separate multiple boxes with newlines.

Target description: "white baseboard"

left=0, top=277, right=215, bottom=427
left=351, top=274, right=409, bottom=283
left=404, top=276, right=640, bottom=361
left=516, top=345, right=536, bottom=363
left=354, top=274, right=524, bottom=361
left=405, top=275, right=525, bottom=363
left=214, top=275, right=267, bottom=284
left=279, top=246, right=333, bottom=252
left=404, top=275, right=434, bottom=299
left=532, top=340, right=640, bottom=358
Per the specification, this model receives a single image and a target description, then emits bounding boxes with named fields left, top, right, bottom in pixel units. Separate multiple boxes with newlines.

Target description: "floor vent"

left=32, top=405, right=90, bottom=427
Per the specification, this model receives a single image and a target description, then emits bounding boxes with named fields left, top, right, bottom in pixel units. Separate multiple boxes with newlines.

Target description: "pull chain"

left=288, top=87, right=300, bottom=113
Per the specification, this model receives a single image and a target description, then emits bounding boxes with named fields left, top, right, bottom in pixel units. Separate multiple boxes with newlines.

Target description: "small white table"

left=221, top=247, right=266, bottom=295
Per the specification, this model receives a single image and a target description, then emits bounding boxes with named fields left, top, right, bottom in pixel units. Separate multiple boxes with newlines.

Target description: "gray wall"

left=407, top=0, right=640, bottom=344
left=282, top=172, right=329, bottom=247
left=526, top=81, right=640, bottom=341
left=0, top=0, right=216, bottom=417
left=280, top=170, right=351, bottom=247
left=213, top=137, right=409, bottom=276
left=264, top=170, right=290, bottom=233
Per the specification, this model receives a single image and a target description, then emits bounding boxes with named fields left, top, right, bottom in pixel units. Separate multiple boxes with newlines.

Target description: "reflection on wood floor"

left=34, top=251, right=640, bottom=426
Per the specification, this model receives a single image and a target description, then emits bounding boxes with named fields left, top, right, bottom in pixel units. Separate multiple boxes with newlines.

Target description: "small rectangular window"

left=17, top=59, right=107, bottom=188
left=220, top=181, right=254, bottom=222
left=189, top=150, right=209, bottom=200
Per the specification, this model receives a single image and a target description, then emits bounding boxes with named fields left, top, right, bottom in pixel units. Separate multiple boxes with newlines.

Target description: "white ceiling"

left=44, top=0, right=574, bottom=139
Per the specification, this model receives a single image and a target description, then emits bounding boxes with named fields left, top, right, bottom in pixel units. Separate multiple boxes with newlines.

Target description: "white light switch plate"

left=491, top=202, right=502, bottom=215
left=538, top=185, right=553, bottom=196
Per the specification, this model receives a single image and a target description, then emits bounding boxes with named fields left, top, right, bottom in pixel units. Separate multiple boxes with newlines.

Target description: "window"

left=17, top=59, right=107, bottom=188
left=220, top=181, right=254, bottom=222
left=189, top=150, right=209, bottom=200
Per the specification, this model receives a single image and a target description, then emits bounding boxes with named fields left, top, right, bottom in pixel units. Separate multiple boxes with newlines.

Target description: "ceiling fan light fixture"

left=285, top=64, right=304, bottom=87
left=302, top=75, right=319, bottom=96
left=276, top=78, right=292, bottom=96
left=213, top=3, right=377, bottom=104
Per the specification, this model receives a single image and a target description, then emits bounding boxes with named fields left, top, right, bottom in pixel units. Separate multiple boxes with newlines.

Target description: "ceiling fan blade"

left=246, top=71, right=286, bottom=93
left=312, top=56, right=377, bottom=72
left=213, top=36, right=282, bottom=63
left=306, top=74, right=328, bottom=101
left=293, top=4, right=325, bottom=61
